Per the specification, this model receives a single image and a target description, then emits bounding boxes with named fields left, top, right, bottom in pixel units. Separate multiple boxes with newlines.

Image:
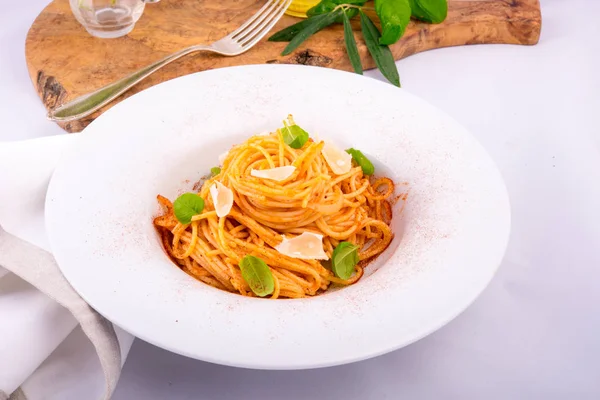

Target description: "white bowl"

left=45, top=65, right=510, bottom=369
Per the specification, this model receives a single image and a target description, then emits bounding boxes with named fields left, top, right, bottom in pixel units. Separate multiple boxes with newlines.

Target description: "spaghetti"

left=154, top=118, right=394, bottom=299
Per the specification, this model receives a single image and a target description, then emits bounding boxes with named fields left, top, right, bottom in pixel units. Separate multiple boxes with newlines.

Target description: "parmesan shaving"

left=251, top=166, right=296, bottom=182
left=274, top=232, right=329, bottom=260
left=321, top=141, right=352, bottom=175
left=209, top=182, right=233, bottom=217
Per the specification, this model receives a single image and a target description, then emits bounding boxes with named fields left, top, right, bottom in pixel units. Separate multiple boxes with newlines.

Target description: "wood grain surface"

left=25, top=0, right=541, bottom=132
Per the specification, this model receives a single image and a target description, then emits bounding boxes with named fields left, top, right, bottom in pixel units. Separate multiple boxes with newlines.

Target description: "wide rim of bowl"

left=45, top=64, right=511, bottom=369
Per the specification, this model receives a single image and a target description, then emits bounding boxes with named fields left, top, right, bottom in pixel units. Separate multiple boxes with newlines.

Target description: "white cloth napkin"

left=0, top=135, right=135, bottom=400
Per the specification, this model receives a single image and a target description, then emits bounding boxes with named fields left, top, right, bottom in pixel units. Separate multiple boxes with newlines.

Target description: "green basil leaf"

left=239, top=255, right=275, bottom=297
left=282, top=10, right=343, bottom=56
left=359, top=11, right=400, bottom=87
left=268, top=18, right=318, bottom=42
left=375, top=0, right=411, bottom=45
left=332, top=241, right=359, bottom=279
left=408, top=0, right=448, bottom=24
left=210, top=167, right=221, bottom=176
left=342, top=10, right=363, bottom=75
left=346, top=148, right=374, bottom=175
left=173, top=193, right=205, bottom=224
left=281, top=124, right=309, bottom=149
left=307, top=0, right=365, bottom=22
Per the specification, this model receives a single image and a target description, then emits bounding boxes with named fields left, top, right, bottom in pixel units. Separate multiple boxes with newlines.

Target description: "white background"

left=1, top=0, right=599, bottom=398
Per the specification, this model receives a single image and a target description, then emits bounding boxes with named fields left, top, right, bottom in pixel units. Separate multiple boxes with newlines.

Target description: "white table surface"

left=2, top=0, right=600, bottom=398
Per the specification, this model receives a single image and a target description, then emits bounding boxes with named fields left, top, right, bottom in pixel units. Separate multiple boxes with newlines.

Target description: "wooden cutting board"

left=25, top=0, right=541, bottom=133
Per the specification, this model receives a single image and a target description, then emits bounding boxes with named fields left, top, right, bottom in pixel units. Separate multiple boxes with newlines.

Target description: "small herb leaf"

left=343, top=11, right=363, bottom=75
left=375, top=0, right=411, bottom=45
left=173, top=193, right=205, bottom=224
left=282, top=10, right=343, bottom=56
left=332, top=242, right=360, bottom=279
left=239, top=255, right=275, bottom=297
left=211, top=167, right=221, bottom=176
left=346, top=148, right=374, bottom=175
left=281, top=124, right=309, bottom=149
left=408, top=0, right=448, bottom=24
left=360, top=11, right=400, bottom=87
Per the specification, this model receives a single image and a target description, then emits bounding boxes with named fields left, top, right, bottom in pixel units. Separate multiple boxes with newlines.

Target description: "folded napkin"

left=0, top=135, right=135, bottom=400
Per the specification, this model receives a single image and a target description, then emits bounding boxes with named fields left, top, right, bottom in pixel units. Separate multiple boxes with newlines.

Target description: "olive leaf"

left=342, top=10, right=363, bottom=75
left=268, top=17, right=318, bottom=42
left=360, top=11, right=400, bottom=87
left=282, top=10, right=344, bottom=55
left=408, top=0, right=448, bottom=24
left=375, top=0, right=411, bottom=45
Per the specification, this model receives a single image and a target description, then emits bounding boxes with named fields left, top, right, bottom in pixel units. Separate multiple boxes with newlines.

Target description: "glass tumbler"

left=69, top=0, right=156, bottom=39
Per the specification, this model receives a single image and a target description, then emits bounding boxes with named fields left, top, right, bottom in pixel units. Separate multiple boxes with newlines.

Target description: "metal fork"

left=48, top=0, right=291, bottom=122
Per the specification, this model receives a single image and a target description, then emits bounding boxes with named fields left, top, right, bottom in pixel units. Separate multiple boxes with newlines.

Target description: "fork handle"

left=47, top=45, right=208, bottom=122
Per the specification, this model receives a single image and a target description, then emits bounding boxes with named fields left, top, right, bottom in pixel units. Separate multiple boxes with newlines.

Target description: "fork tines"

left=229, top=0, right=292, bottom=48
